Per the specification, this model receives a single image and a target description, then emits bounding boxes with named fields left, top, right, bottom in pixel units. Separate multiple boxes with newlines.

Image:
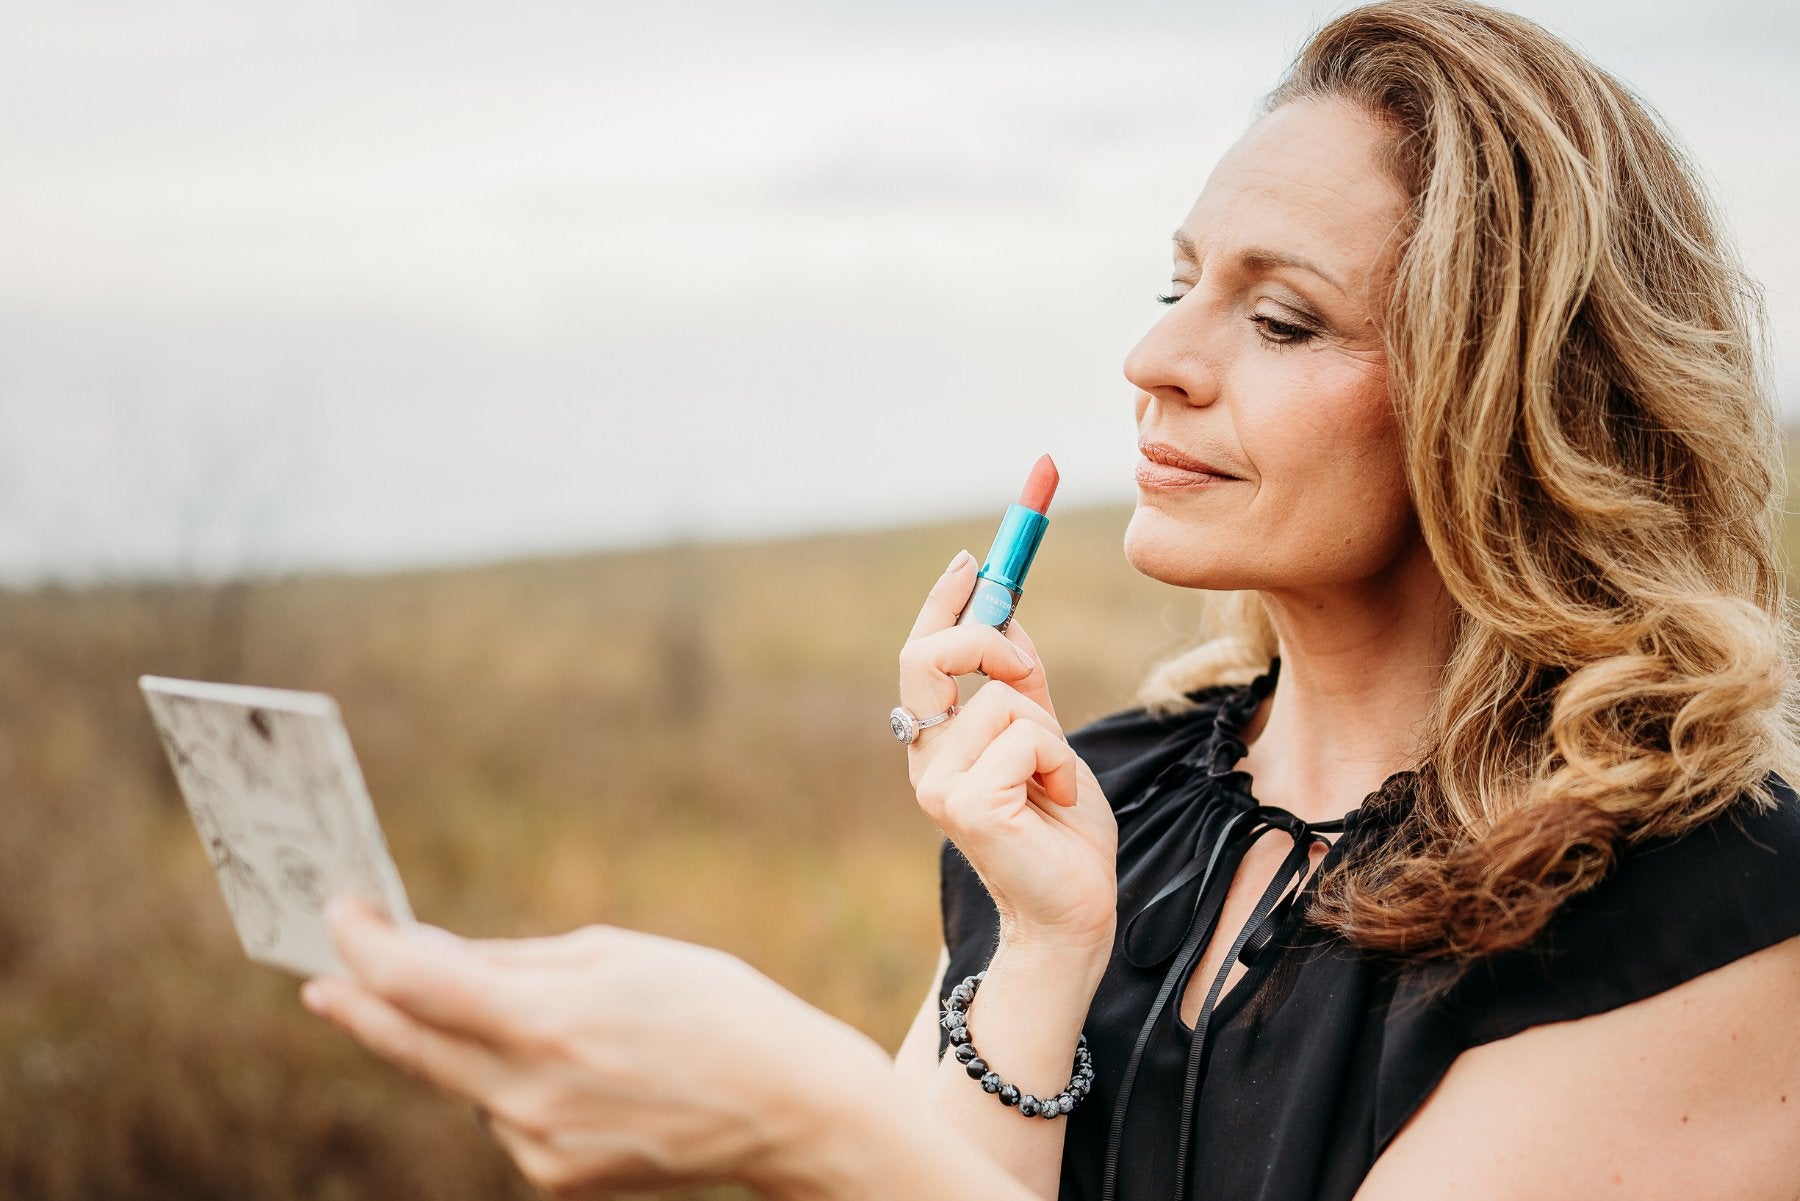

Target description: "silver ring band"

left=890, top=703, right=958, bottom=745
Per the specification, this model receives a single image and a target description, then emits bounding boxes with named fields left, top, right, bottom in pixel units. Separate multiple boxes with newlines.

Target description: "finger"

left=905, top=550, right=979, bottom=642
left=479, top=1115, right=562, bottom=1189
left=1000, top=619, right=1058, bottom=725
left=959, top=718, right=1082, bottom=810
left=898, top=624, right=1037, bottom=718
left=326, top=896, right=528, bottom=1041
left=302, top=975, right=513, bottom=1100
left=455, top=925, right=623, bottom=967
left=918, top=679, right=1064, bottom=783
left=492, top=1119, right=643, bottom=1198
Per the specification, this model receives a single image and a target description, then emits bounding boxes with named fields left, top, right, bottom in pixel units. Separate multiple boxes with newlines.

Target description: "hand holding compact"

left=302, top=898, right=886, bottom=1199
left=897, top=555, right=1119, bottom=954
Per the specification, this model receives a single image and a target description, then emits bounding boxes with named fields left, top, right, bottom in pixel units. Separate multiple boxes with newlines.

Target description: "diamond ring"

left=890, top=703, right=958, bottom=745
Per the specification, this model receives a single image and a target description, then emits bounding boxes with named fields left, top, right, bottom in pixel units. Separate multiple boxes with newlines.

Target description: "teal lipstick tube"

left=956, top=503, right=1050, bottom=633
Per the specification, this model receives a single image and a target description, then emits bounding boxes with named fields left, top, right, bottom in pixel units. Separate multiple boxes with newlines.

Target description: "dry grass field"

left=9, top=478, right=1800, bottom=1201
left=0, top=503, right=1216, bottom=1200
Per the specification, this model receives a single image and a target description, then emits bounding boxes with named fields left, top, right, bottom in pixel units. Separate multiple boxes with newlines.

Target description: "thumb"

left=325, top=896, right=523, bottom=1040
left=1002, top=619, right=1058, bottom=727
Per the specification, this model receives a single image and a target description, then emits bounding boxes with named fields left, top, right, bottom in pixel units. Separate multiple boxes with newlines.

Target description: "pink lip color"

left=1135, top=458, right=1234, bottom=490
left=1135, top=439, right=1239, bottom=491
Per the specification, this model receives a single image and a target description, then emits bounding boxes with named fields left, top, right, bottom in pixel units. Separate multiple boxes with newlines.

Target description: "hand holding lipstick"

left=897, top=457, right=1119, bottom=955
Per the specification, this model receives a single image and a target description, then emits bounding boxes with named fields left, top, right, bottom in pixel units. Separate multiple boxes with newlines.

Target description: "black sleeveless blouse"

left=936, top=659, right=1800, bottom=1200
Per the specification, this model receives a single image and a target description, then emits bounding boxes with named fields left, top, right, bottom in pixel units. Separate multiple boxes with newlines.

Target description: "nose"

left=1123, top=297, right=1222, bottom=420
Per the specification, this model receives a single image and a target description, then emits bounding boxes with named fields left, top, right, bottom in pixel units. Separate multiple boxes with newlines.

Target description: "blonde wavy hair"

left=1137, top=0, right=1800, bottom=960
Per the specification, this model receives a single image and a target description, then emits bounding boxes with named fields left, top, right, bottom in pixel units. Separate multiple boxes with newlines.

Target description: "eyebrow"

left=1171, top=232, right=1345, bottom=295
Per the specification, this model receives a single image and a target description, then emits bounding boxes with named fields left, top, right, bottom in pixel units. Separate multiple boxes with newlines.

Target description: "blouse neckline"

left=1183, top=656, right=1421, bottom=834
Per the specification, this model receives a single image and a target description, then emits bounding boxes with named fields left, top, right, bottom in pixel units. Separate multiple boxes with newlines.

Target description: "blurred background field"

left=6, top=472, right=1800, bottom=1201
left=3, top=4, right=1795, bottom=1197
left=0, top=502, right=1220, bottom=1200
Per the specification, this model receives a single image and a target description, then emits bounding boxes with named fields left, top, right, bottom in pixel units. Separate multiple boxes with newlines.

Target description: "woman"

left=302, top=2, right=1800, bottom=1197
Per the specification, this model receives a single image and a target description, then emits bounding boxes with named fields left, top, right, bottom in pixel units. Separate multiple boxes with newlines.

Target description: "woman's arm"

left=891, top=557, right=1123, bottom=1196
left=304, top=899, right=1046, bottom=1201
left=1355, top=933, right=1800, bottom=1200
left=891, top=945, right=950, bottom=1091
left=892, top=932, right=1108, bottom=1200
left=761, top=1060, right=1044, bottom=1201
left=917, top=937, right=1108, bottom=1200
left=893, top=939, right=1109, bottom=1200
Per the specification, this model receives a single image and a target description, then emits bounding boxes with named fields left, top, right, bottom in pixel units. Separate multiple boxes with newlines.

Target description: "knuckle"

left=490, top=1086, right=557, bottom=1142
left=523, top=1152, right=584, bottom=1196
left=972, top=678, right=1019, bottom=708
left=358, top=957, right=407, bottom=1000
left=509, top=1008, right=571, bottom=1061
left=390, top=1019, right=432, bottom=1082
left=896, top=638, right=929, bottom=670
left=996, top=717, right=1032, bottom=743
left=704, top=944, right=753, bottom=978
left=941, top=787, right=975, bottom=827
left=569, top=924, right=620, bottom=955
left=943, top=782, right=996, bottom=828
left=915, top=774, right=950, bottom=820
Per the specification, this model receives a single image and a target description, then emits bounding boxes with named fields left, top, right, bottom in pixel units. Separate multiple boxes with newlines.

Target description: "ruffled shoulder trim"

left=1067, top=661, right=1280, bottom=817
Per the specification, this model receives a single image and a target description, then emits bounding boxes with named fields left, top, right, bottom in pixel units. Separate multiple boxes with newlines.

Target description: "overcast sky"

left=2, top=0, right=1795, bottom=583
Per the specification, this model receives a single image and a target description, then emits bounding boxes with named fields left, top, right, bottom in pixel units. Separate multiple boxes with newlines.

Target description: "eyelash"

left=1250, top=314, right=1316, bottom=345
left=1153, top=294, right=1318, bottom=345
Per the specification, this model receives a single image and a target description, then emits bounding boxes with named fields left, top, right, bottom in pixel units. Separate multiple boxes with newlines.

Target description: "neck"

left=1238, top=537, right=1454, bottom=825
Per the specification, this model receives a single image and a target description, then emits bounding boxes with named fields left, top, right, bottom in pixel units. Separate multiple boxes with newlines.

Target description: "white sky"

left=1, top=0, right=1795, bottom=582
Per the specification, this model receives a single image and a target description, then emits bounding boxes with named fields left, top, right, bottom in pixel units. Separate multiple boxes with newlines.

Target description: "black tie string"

left=1101, top=806, right=1346, bottom=1201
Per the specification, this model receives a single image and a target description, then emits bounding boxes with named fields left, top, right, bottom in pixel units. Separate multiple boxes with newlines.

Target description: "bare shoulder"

left=1354, top=933, right=1800, bottom=1201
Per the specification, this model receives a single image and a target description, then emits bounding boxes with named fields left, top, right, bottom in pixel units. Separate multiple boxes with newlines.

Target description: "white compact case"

left=140, top=676, right=414, bottom=977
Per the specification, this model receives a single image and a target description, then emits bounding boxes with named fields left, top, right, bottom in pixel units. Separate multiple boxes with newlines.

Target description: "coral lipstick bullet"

left=956, top=454, right=1058, bottom=632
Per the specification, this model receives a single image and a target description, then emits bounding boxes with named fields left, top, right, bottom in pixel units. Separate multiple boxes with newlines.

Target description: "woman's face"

left=1122, top=97, right=1417, bottom=595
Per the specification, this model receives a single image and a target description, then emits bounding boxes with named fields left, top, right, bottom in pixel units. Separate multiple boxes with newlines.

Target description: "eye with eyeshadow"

left=1249, top=312, right=1317, bottom=345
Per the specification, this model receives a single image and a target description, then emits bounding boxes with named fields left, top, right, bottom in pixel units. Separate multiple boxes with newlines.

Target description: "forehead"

left=1177, top=98, right=1407, bottom=293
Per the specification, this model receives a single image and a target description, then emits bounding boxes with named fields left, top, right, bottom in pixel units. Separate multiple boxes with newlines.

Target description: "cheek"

left=1248, top=367, right=1413, bottom=572
left=1125, top=358, right=1415, bottom=588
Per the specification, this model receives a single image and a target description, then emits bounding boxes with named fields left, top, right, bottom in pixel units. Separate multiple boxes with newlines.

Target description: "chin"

left=1124, top=503, right=1240, bottom=590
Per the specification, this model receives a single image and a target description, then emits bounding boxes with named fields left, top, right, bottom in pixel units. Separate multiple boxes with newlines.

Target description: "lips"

left=1136, top=441, right=1239, bottom=489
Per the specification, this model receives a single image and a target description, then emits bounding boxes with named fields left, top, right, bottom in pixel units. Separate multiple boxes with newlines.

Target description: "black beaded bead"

left=999, top=1084, right=1020, bottom=1106
left=947, top=1026, right=971, bottom=1046
left=953, top=1043, right=978, bottom=1064
left=980, top=1072, right=1002, bottom=1094
left=964, top=1058, right=988, bottom=1079
left=1018, top=1095, right=1042, bottom=1118
left=942, top=1009, right=965, bottom=1029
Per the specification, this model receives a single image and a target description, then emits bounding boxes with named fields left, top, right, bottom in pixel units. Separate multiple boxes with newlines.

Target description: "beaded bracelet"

left=941, top=970, right=1094, bottom=1119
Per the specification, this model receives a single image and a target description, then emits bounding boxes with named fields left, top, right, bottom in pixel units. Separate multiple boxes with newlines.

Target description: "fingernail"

left=1013, top=644, right=1035, bottom=669
left=947, top=550, right=974, bottom=572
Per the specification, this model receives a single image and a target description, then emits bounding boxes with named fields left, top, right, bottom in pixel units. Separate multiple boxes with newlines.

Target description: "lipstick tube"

left=956, top=455, right=1057, bottom=633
